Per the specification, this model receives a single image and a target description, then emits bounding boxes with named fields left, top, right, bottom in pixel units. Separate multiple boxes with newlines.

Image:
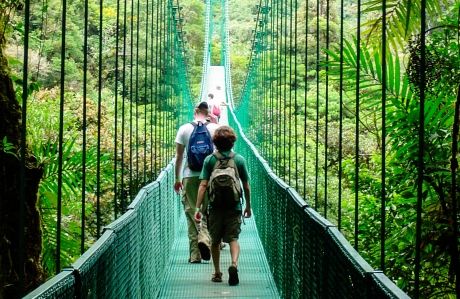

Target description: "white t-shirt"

left=175, top=120, right=219, bottom=178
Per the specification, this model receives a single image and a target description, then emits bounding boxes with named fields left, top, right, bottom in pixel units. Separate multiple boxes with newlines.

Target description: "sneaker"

left=188, top=258, right=201, bottom=264
left=198, top=242, right=211, bottom=261
left=228, top=265, right=239, bottom=286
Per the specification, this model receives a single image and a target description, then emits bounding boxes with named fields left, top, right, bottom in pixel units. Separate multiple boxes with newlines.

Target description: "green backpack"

left=208, top=152, right=242, bottom=209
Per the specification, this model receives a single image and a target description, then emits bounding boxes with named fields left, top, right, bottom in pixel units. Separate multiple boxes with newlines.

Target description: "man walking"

left=174, top=102, right=219, bottom=263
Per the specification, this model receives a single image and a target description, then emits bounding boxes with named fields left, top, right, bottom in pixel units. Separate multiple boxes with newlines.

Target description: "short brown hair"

left=213, top=126, right=237, bottom=151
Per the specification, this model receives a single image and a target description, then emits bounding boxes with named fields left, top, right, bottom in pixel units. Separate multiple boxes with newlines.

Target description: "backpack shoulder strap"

left=213, top=152, right=225, bottom=160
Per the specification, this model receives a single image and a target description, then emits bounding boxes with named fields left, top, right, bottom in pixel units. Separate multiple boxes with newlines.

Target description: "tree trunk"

left=0, top=43, right=44, bottom=297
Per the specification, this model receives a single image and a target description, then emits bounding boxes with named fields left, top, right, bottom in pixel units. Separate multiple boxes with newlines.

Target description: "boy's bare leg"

left=229, top=240, right=240, bottom=267
left=211, top=243, right=221, bottom=274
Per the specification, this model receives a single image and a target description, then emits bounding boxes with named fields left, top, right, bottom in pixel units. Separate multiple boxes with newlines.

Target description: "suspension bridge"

left=4, top=0, right=457, bottom=297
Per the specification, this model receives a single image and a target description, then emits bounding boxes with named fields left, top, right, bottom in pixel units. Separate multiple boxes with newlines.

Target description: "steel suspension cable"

left=269, top=0, right=275, bottom=171
left=303, top=0, right=308, bottom=199
left=81, top=0, right=89, bottom=252
left=288, top=0, right=292, bottom=186
left=269, top=0, right=275, bottom=166
left=154, top=0, right=160, bottom=176
left=315, top=0, right=319, bottom=210
left=56, top=0, right=67, bottom=273
left=283, top=0, right=287, bottom=181
left=276, top=0, right=281, bottom=175
left=144, top=0, right=149, bottom=184
left=294, top=0, right=298, bottom=191
left=19, top=0, right=31, bottom=292
left=135, top=0, right=140, bottom=188
left=163, top=0, right=167, bottom=166
left=338, top=0, right=344, bottom=230
left=113, top=0, right=120, bottom=220
left=354, top=0, right=361, bottom=251
left=121, top=0, right=127, bottom=211
left=129, top=0, right=134, bottom=197
left=158, top=0, right=164, bottom=168
left=150, top=0, right=155, bottom=179
left=324, top=0, right=329, bottom=218
left=453, top=6, right=460, bottom=295
left=380, top=0, right=387, bottom=272
left=414, top=0, right=426, bottom=296
left=96, top=0, right=103, bottom=238
left=167, top=0, right=172, bottom=161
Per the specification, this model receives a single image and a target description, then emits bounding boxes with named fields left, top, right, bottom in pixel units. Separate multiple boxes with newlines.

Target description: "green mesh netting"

left=24, top=161, right=181, bottom=299
left=228, top=109, right=409, bottom=299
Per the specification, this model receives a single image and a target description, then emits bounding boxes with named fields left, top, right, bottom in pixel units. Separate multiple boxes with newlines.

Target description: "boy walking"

left=194, top=126, right=251, bottom=286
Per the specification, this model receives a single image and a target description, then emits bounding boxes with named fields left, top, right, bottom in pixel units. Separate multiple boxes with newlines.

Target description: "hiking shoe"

left=228, top=265, right=239, bottom=286
left=188, top=258, right=201, bottom=264
left=198, top=242, right=211, bottom=261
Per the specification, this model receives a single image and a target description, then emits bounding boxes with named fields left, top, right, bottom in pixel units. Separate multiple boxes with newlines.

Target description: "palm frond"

left=326, top=38, right=414, bottom=113
left=361, top=0, right=448, bottom=49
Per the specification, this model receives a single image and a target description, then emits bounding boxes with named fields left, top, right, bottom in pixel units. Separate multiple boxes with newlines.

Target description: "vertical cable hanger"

left=380, top=0, right=387, bottom=272
left=303, top=0, right=308, bottom=199
left=277, top=0, right=282, bottom=175
left=144, top=0, right=149, bottom=184
left=56, top=0, right=68, bottom=273
left=270, top=0, right=275, bottom=165
left=129, top=0, right=134, bottom=198
left=324, top=0, right=329, bottom=218
left=158, top=0, right=164, bottom=167
left=452, top=6, right=460, bottom=294
left=19, top=0, right=31, bottom=293
left=81, top=0, right=89, bottom=251
left=121, top=0, right=127, bottom=211
left=96, top=0, right=103, bottom=238
left=167, top=0, right=171, bottom=161
left=113, top=0, right=121, bottom=220
left=135, top=0, right=140, bottom=189
left=282, top=0, right=287, bottom=181
left=149, top=0, right=158, bottom=181
left=414, top=0, right=426, bottom=296
left=294, top=0, right=298, bottom=191
left=288, top=0, right=292, bottom=186
left=154, top=0, right=160, bottom=176
left=338, top=0, right=344, bottom=230
left=354, top=0, right=361, bottom=251
left=314, top=0, right=319, bottom=210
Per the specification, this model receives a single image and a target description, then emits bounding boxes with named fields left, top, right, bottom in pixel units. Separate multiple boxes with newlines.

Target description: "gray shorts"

left=208, top=209, right=242, bottom=245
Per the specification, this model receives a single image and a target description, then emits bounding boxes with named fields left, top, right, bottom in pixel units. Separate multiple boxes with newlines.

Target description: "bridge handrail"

left=24, top=160, right=181, bottom=299
left=227, top=106, right=410, bottom=299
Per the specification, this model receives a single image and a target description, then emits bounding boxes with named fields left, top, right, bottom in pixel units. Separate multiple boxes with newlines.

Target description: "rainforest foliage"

left=237, top=0, right=460, bottom=297
left=1, top=0, right=459, bottom=297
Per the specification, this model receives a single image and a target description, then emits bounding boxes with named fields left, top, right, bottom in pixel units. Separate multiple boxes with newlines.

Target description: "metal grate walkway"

left=158, top=215, right=280, bottom=298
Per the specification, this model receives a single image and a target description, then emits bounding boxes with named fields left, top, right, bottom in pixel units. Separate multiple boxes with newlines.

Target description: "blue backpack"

left=187, top=121, right=213, bottom=171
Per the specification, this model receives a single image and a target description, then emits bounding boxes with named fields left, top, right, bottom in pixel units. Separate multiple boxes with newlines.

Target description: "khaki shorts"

left=208, top=209, right=242, bottom=245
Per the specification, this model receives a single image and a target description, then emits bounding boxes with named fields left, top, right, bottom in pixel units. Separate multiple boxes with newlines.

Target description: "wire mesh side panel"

left=128, top=187, right=157, bottom=298
left=22, top=270, right=75, bottom=299
left=72, top=231, right=117, bottom=299
left=229, top=111, right=408, bottom=298
left=127, top=160, right=181, bottom=299
left=103, top=209, right=140, bottom=298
